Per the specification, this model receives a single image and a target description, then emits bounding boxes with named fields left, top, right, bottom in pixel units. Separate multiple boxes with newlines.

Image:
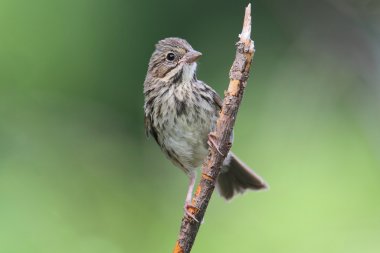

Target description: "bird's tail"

left=216, top=152, right=268, bottom=200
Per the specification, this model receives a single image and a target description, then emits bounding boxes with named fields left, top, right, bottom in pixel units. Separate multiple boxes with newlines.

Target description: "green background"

left=1, top=0, right=379, bottom=252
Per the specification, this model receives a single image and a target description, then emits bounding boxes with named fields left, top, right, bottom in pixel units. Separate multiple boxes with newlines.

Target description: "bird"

left=143, top=37, right=267, bottom=220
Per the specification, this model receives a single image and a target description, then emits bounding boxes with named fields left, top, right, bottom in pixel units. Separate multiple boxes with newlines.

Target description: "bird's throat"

left=182, top=63, right=197, bottom=83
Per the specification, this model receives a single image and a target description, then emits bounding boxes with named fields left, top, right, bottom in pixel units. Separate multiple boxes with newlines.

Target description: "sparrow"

left=143, top=37, right=267, bottom=220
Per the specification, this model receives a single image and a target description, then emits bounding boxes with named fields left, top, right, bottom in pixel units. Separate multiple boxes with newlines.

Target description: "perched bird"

left=144, top=37, right=267, bottom=220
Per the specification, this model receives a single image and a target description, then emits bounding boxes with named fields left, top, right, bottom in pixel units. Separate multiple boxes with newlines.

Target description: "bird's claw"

left=208, top=133, right=224, bottom=156
left=184, top=203, right=199, bottom=223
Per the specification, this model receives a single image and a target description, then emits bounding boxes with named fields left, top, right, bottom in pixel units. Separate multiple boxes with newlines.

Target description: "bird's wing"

left=213, top=92, right=223, bottom=110
left=145, top=115, right=160, bottom=145
left=144, top=115, right=151, bottom=138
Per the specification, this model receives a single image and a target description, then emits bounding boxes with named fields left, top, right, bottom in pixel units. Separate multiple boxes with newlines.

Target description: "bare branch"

left=173, top=4, right=255, bottom=253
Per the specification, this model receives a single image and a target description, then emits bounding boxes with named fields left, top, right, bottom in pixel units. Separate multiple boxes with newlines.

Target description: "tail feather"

left=216, top=152, right=268, bottom=200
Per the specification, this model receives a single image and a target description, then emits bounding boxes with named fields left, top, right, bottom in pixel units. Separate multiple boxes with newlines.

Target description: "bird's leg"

left=184, top=171, right=199, bottom=222
left=208, top=132, right=224, bottom=156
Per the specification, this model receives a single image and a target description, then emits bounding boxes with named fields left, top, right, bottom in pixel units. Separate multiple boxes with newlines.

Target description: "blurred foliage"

left=0, top=0, right=380, bottom=252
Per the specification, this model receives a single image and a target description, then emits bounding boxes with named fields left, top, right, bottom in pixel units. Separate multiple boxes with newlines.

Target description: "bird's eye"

left=166, top=53, right=175, bottom=61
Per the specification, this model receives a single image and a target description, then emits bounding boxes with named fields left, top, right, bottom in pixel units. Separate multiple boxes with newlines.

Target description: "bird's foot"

left=208, top=132, right=224, bottom=156
left=184, top=202, right=199, bottom=223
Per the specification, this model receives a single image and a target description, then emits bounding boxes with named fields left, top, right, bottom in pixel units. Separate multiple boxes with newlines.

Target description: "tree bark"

left=173, top=4, right=255, bottom=253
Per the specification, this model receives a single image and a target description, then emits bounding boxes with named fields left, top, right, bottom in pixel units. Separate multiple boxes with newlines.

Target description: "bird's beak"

left=184, top=50, right=202, bottom=64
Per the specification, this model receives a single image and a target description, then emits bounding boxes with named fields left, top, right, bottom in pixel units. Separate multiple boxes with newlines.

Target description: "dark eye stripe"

left=150, top=60, right=161, bottom=71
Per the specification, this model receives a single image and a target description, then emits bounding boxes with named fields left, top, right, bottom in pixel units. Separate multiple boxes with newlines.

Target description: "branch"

left=173, top=4, right=255, bottom=253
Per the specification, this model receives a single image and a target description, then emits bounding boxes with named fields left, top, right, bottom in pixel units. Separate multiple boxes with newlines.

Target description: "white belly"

left=152, top=82, right=218, bottom=172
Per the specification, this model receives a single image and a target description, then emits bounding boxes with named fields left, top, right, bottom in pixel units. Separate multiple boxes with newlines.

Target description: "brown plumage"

left=143, top=37, right=267, bottom=219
